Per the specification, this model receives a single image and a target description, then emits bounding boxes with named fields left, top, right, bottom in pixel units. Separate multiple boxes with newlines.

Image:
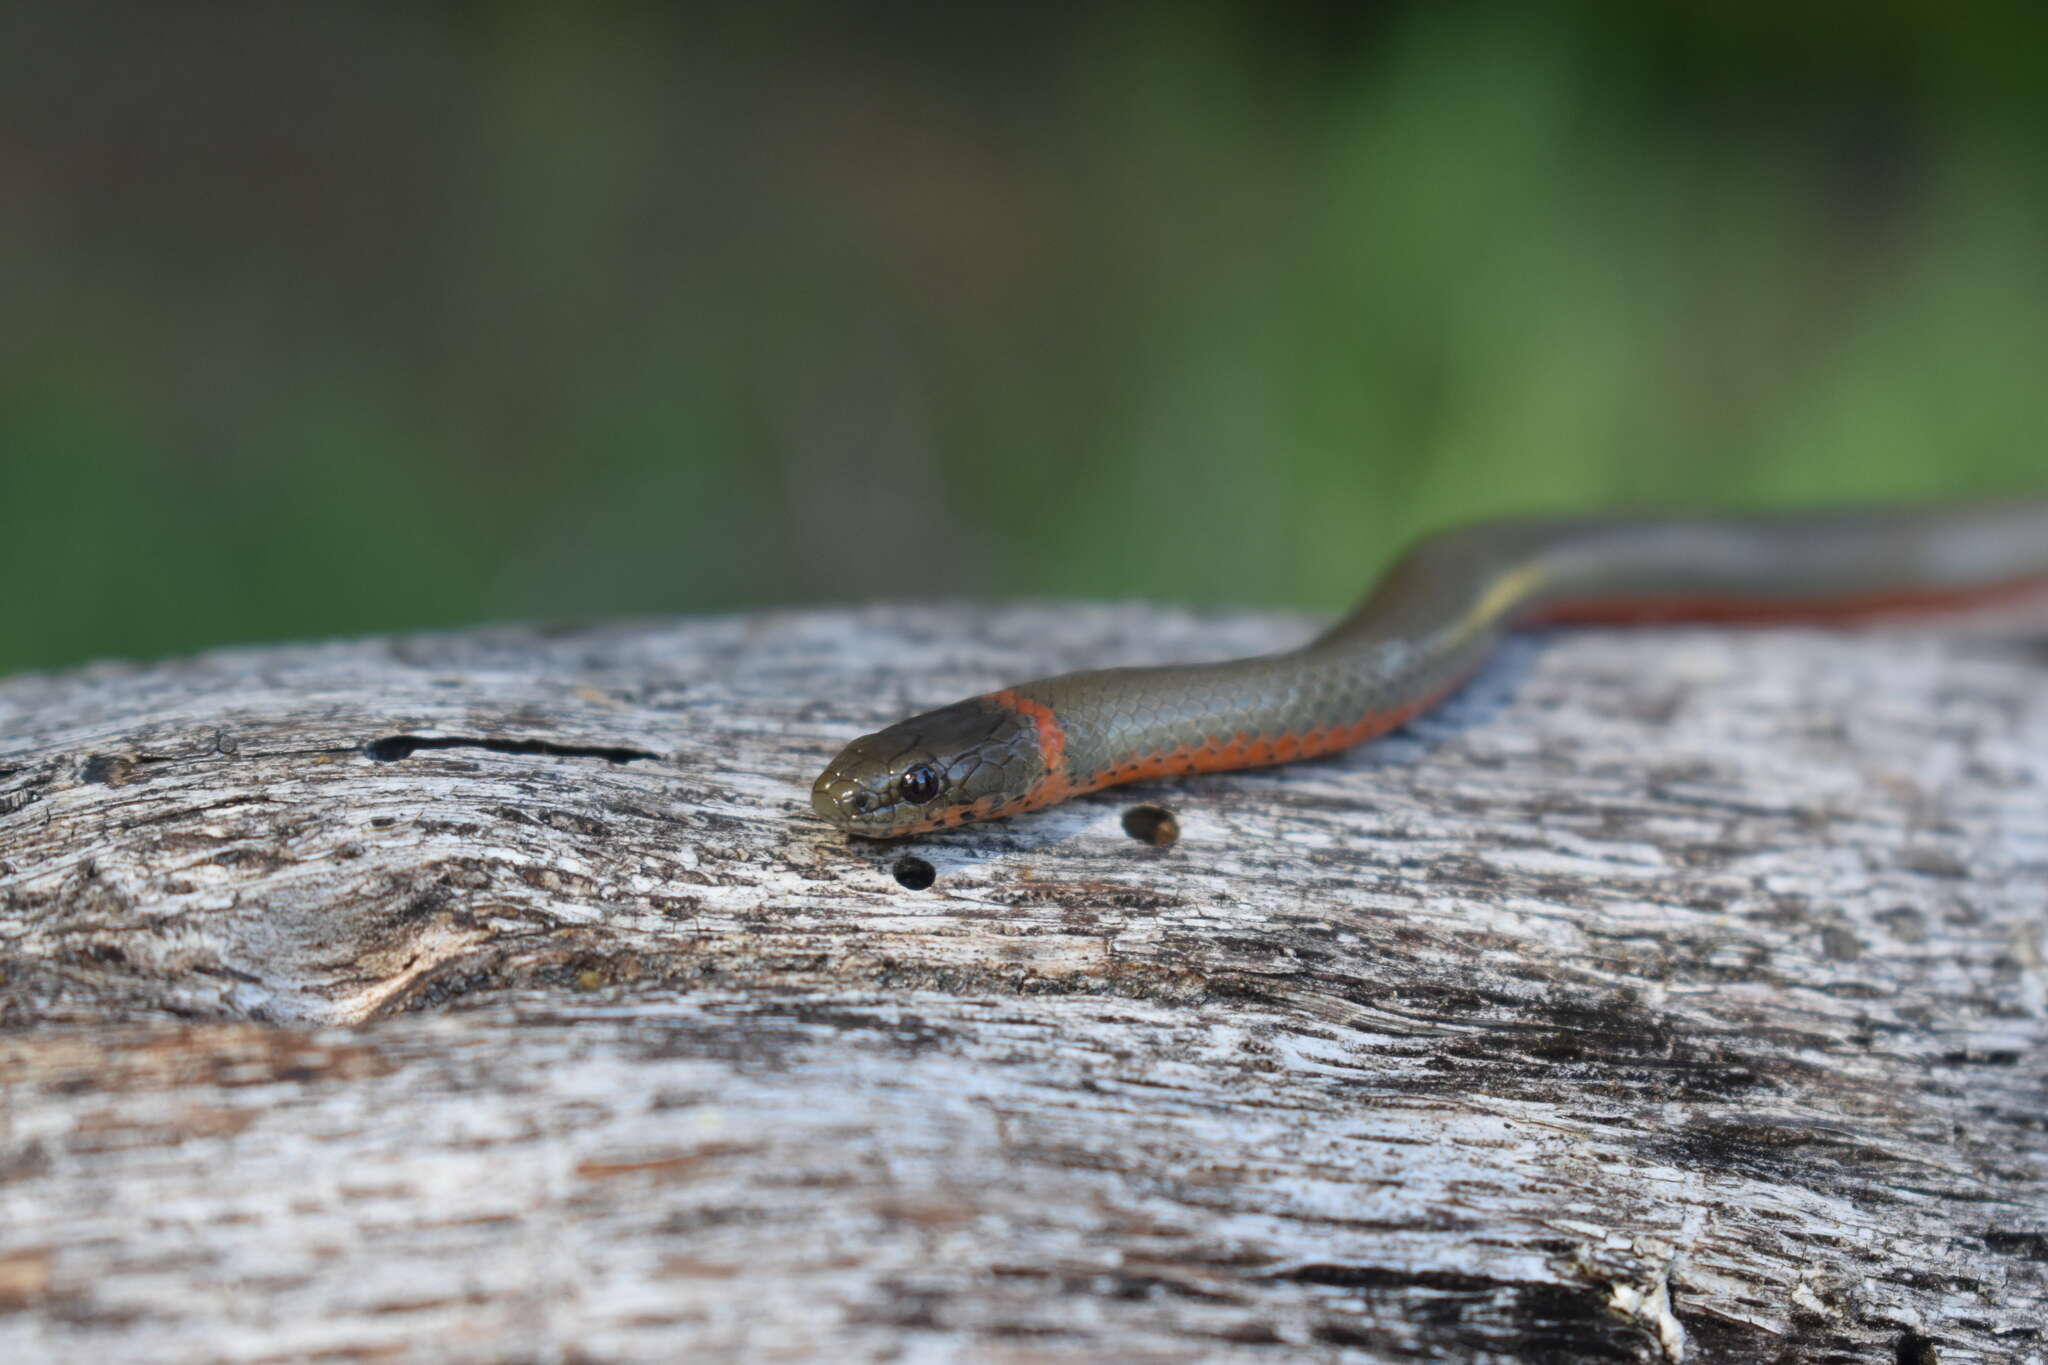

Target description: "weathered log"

left=1, top=606, right=2043, bottom=1363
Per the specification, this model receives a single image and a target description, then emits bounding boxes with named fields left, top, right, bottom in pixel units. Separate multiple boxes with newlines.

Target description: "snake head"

left=811, top=695, right=1050, bottom=838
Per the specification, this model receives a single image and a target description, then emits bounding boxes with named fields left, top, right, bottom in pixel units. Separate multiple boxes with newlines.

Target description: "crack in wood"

left=0, top=607, right=2042, bottom=1362
left=362, top=734, right=660, bottom=764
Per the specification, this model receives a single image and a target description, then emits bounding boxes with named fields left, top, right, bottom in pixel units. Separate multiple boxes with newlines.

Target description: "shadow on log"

left=1, top=606, right=2044, bottom=1362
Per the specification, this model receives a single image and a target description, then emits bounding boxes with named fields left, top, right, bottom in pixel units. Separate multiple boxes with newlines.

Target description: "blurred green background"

left=3, top=2, right=2043, bottom=675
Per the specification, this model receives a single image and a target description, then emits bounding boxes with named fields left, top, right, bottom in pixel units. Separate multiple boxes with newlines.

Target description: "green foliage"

left=2, top=3, right=2042, bottom=673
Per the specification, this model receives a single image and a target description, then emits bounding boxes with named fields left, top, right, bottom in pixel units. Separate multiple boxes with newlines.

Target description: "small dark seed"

left=893, top=856, right=936, bottom=890
left=1122, top=805, right=1180, bottom=848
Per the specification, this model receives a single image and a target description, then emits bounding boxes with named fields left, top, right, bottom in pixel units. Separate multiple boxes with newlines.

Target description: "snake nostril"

left=812, top=775, right=871, bottom=825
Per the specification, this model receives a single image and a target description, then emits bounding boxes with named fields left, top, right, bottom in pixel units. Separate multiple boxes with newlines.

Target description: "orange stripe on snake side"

left=987, top=688, right=1079, bottom=814
left=1066, top=673, right=1466, bottom=795
left=810, top=500, right=2048, bottom=837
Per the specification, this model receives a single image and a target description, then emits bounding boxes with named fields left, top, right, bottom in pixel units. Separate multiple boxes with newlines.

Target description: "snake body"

left=811, top=502, right=2048, bottom=838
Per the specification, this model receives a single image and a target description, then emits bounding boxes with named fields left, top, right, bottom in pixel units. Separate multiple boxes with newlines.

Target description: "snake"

left=811, top=501, right=2048, bottom=838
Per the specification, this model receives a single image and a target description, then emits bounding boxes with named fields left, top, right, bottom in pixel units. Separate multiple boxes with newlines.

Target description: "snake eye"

left=899, top=763, right=942, bottom=805
left=847, top=790, right=875, bottom=815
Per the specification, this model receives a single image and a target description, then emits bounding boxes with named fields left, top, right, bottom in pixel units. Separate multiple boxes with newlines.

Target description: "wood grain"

left=1, top=607, right=2044, bottom=1363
